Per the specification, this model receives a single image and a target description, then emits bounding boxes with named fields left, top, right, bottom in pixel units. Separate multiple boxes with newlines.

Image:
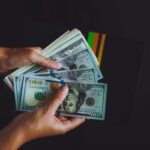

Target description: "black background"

left=0, top=0, right=150, bottom=149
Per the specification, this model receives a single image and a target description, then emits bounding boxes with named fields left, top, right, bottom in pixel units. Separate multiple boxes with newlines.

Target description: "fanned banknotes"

left=18, top=75, right=107, bottom=120
left=4, top=29, right=108, bottom=120
left=4, top=29, right=101, bottom=90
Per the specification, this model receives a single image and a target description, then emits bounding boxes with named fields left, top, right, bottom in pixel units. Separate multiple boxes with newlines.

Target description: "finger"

left=29, top=51, right=62, bottom=69
left=28, top=47, right=42, bottom=53
left=47, top=86, right=68, bottom=115
left=6, top=47, right=43, bottom=70
left=62, top=118, right=85, bottom=132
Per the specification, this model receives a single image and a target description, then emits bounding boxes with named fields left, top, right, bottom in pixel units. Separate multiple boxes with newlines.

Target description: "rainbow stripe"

left=87, top=32, right=106, bottom=66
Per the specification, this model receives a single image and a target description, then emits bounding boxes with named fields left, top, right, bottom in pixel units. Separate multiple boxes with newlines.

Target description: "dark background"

left=0, top=0, right=150, bottom=149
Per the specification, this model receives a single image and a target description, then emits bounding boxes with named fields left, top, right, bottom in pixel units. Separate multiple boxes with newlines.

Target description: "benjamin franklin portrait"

left=63, top=86, right=86, bottom=113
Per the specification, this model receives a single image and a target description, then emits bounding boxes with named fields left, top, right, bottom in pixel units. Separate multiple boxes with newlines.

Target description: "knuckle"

left=45, top=58, right=51, bottom=66
left=47, top=59, right=57, bottom=68
left=27, top=49, right=36, bottom=60
left=41, top=58, right=58, bottom=69
left=40, top=58, right=50, bottom=67
left=50, top=60, right=56, bottom=66
left=46, top=59, right=55, bottom=67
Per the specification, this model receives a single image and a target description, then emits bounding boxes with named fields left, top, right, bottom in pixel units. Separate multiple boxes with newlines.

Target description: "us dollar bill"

left=58, top=81, right=107, bottom=120
left=19, top=76, right=62, bottom=111
left=30, top=32, right=99, bottom=73
left=13, top=75, right=24, bottom=110
left=28, top=37, right=88, bottom=73
left=4, top=30, right=83, bottom=88
left=4, top=29, right=101, bottom=90
left=19, top=76, right=107, bottom=120
left=34, top=68, right=97, bottom=82
left=16, top=68, right=96, bottom=110
left=58, top=49, right=102, bottom=80
left=13, top=76, right=20, bottom=110
left=13, top=76, right=21, bottom=110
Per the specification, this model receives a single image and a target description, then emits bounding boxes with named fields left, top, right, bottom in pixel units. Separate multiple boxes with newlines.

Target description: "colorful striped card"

left=87, top=32, right=106, bottom=67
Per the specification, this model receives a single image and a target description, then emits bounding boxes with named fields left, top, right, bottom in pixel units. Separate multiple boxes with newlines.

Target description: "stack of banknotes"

left=4, top=29, right=107, bottom=120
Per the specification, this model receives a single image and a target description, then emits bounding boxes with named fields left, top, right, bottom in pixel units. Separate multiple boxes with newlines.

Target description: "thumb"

left=47, top=86, right=68, bottom=115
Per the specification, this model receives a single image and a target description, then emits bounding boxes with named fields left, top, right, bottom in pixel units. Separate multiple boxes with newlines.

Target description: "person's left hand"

left=0, top=47, right=62, bottom=72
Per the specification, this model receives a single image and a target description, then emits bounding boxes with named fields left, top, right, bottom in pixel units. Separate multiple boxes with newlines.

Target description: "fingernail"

left=55, top=62, right=62, bottom=68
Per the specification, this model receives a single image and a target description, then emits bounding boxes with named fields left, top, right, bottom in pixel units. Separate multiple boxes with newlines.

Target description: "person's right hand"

left=16, top=86, right=85, bottom=140
left=0, top=86, right=85, bottom=150
left=0, top=47, right=62, bottom=73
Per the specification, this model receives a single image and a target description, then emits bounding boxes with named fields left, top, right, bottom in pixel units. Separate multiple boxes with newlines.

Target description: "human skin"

left=0, top=47, right=85, bottom=150
left=0, top=47, right=62, bottom=72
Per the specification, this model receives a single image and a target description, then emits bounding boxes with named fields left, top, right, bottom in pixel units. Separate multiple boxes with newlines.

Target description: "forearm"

left=0, top=124, right=25, bottom=150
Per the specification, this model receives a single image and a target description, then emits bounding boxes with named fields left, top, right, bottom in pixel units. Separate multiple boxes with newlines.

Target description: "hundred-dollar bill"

left=28, top=37, right=88, bottom=73
left=33, top=68, right=97, bottom=82
left=19, top=76, right=107, bottom=120
left=19, top=76, right=62, bottom=111
left=29, top=32, right=99, bottom=73
left=4, top=29, right=101, bottom=90
left=13, top=75, right=24, bottom=110
left=58, top=81, right=107, bottom=120
left=58, top=49, right=102, bottom=80
left=42, top=29, right=79, bottom=56
left=4, top=29, right=80, bottom=89
left=15, top=68, right=96, bottom=110
left=13, top=74, right=62, bottom=111
left=13, top=76, right=21, bottom=109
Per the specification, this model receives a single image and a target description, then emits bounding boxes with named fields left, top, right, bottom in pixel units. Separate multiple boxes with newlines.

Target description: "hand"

left=0, top=86, right=85, bottom=150
left=0, top=47, right=62, bottom=72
